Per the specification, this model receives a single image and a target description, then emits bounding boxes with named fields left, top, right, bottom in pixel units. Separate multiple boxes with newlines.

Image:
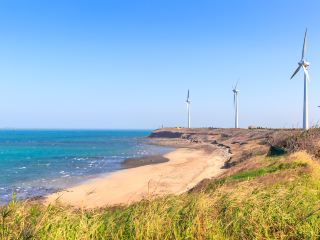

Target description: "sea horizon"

left=0, top=128, right=155, bottom=131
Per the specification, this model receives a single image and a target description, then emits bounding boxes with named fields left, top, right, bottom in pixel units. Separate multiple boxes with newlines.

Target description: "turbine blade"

left=233, top=93, right=236, bottom=109
left=301, top=28, right=307, bottom=60
left=302, top=65, right=310, bottom=81
left=235, top=80, right=239, bottom=89
left=186, top=89, right=189, bottom=101
left=290, top=65, right=301, bottom=79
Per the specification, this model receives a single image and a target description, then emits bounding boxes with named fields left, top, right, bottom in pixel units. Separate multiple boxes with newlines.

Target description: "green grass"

left=206, top=160, right=307, bottom=192
left=229, top=161, right=307, bottom=180
left=1, top=152, right=320, bottom=239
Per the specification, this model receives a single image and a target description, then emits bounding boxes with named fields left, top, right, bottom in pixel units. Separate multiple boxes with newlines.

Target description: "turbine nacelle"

left=232, top=81, right=239, bottom=94
left=233, top=89, right=240, bottom=94
left=299, top=60, right=309, bottom=68
left=291, top=60, right=310, bottom=80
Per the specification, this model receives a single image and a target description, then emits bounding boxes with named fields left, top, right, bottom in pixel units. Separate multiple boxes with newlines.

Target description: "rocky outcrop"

left=149, top=131, right=184, bottom=138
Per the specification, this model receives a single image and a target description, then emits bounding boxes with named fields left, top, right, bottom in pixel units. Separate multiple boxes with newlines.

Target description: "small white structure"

left=186, top=89, right=191, bottom=128
left=232, top=82, right=240, bottom=128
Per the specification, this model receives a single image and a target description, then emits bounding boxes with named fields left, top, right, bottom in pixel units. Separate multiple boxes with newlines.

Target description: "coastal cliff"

left=149, top=128, right=302, bottom=167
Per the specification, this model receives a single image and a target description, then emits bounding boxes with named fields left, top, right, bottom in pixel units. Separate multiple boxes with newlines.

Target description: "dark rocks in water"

left=122, top=155, right=169, bottom=169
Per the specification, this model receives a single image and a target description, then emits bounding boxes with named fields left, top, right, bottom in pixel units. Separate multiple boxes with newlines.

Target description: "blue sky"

left=0, top=0, right=320, bottom=129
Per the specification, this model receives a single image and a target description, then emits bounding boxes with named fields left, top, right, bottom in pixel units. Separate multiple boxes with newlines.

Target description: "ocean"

left=0, top=130, right=172, bottom=205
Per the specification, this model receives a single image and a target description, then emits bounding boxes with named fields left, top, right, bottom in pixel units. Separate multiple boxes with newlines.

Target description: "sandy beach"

left=45, top=143, right=229, bottom=208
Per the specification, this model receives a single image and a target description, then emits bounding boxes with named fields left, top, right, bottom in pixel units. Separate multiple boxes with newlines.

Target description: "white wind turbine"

left=290, top=29, right=310, bottom=130
left=232, top=82, right=240, bottom=128
left=186, top=89, right=191, bottom=128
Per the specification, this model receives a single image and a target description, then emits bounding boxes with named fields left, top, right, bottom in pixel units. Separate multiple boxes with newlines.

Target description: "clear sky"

left=0, top=0, right=320, bottom=129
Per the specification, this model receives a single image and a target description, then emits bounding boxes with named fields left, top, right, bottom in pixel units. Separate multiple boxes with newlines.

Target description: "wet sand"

left=45, top=143, right=230, bottom=209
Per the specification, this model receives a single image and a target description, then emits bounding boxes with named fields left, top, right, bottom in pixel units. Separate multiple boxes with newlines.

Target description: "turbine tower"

left=186, top=90, right=191, bottom=128
left=290, top=29, right=310, bottom=130
left=232, top=82, right=240, bottom=128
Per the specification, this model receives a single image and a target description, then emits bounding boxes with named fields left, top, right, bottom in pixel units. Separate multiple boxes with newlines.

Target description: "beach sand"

left=45, top=144, right=229, bottom=209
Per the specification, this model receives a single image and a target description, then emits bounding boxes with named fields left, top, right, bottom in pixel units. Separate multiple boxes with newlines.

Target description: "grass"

left=1, top=151, right=320, bottom=239
left=229, top=161, right=307, bottom=180
left=205, top=159, right=307, bottom=192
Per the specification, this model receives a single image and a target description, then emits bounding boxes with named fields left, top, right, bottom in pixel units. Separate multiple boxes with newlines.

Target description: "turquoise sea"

left=0, top=130, right=172, bottom=204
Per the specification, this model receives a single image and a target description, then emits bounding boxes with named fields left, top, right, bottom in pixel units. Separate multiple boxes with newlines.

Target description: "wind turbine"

left=186, top=90, right=191, bottom=128
left=232, top=82, right=240, bottom=128
left=290, top=29, right=310, bottom=130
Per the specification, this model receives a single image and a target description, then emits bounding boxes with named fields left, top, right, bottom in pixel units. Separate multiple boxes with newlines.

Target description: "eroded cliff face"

left=150, top=128, right=304, bottom=167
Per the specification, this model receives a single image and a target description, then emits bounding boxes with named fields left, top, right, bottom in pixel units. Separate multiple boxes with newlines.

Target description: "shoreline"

left=45, top=139, right=230, bottom=208
left=0, top=149, right=174, bottom=206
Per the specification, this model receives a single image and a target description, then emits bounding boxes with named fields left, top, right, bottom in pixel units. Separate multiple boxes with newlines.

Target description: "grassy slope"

left=1, top=151, right=320, bottom=239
